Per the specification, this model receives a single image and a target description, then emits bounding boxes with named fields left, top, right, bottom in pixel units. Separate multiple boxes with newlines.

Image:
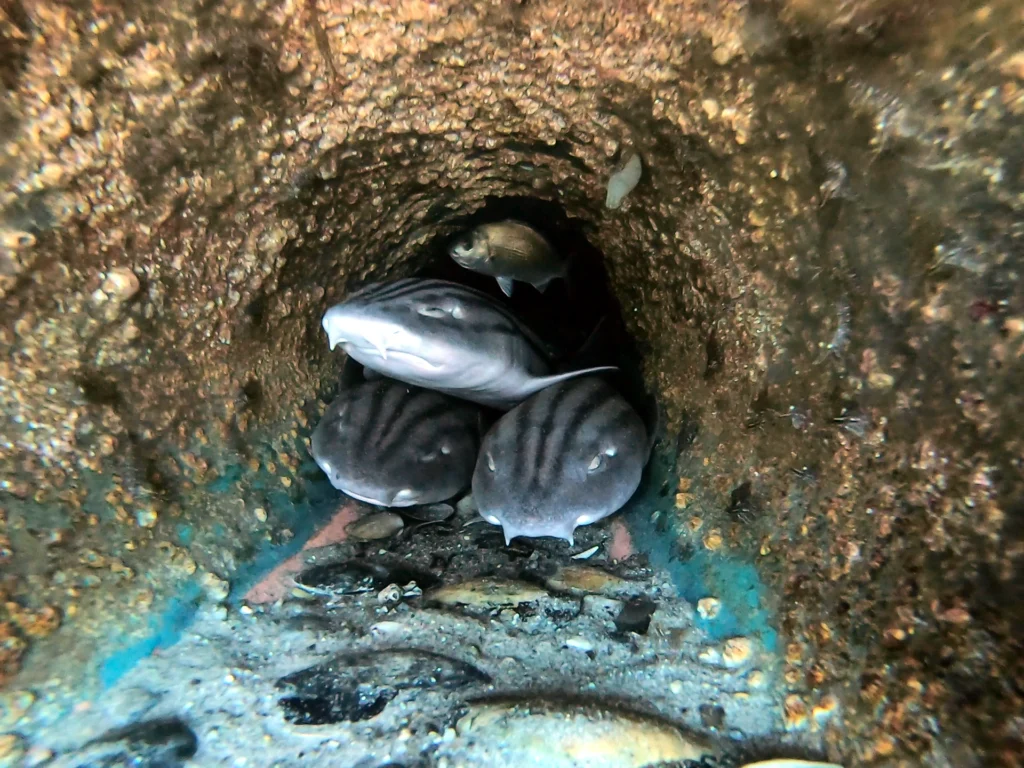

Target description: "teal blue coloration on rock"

left=226, top=469, right=340, bottom=603
left=98, top=580, right=203, bottom=688
left=624, top=443, right=778, bottom=652
left=208, top=463, right=243, bottom=493
left=175, top=523, right=194, bottom=546
left=675, top=550, right=777, bottom=650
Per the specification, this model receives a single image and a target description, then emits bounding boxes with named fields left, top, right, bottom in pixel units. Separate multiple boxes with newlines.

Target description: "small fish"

left=322, top=278, right=615, bottom=409
left=449, top=220, right=566, bottom=297
left=311, top=378, right=481, bottom=507
left=473, top=376, right=647, bottom=544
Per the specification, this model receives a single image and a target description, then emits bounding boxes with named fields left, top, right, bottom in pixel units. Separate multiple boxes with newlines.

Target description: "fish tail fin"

left=530, top=366, right=618, bottom=393
left=497, top=276, right=514, bottom=297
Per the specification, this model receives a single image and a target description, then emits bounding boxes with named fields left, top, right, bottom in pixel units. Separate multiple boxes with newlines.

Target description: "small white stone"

left=699, top=647, right=722, bottom=665
left=582, top=595, right=623, bottom=620
left=371, top=620, right=406, bottom=638
left=564, top=636, right=594, bottom=653
left=605, top=153, right=643, bottom=209
left=100, top=267, right=140, bottom=302
left=669, top=680, right=684, bottom=695
left=571, top=545, right=600, bottom=560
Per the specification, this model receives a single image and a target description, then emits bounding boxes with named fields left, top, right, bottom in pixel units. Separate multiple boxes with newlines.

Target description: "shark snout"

left=322, top=311, right=345, bottom=350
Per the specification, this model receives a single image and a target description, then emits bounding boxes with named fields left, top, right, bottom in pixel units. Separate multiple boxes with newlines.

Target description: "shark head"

left=321, top=279, right=508, bottom=387
left=321, top=290, right=444, bottom=380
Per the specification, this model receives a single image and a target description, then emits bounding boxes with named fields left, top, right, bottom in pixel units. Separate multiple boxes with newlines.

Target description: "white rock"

left=605, top=153, right=642, bottom=209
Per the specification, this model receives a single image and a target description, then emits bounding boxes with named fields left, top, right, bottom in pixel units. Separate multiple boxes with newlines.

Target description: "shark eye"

left=587, top=455, right=603, bottom=472
left=486, top=452, right=496, bottom=472
left=440, top=444, right=451, bottom=455
left=417, top=303, right=465, bottom=320
left=418, top=306, right=448, bottom=318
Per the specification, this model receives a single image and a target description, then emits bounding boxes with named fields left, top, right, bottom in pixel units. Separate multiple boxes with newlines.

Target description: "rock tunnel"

left=1, top=0, right=1023, bottom=765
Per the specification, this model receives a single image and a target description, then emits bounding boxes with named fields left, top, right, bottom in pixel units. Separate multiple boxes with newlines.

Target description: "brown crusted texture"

left=1, top=0, right=1023, bottom=763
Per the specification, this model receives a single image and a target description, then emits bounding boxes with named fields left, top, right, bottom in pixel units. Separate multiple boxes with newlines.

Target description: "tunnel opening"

left=3, top=1, right=1020, bottom=763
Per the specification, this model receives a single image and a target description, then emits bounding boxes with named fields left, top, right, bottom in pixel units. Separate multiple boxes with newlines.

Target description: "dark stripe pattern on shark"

left=473, top=376, right=647, bottom=544
left=311, top=377, right=482, bottom=508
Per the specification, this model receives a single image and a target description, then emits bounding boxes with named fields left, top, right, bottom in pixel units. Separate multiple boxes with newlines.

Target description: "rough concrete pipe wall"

left=1, top=0, right=1022, bottom=763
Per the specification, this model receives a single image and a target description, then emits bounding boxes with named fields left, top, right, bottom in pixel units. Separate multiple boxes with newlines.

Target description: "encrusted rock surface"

left=1, top=0, right=1022, bottom=764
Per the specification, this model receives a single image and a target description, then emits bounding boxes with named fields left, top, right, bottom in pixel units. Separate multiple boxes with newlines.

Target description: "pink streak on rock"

left=608, top=519, right=634, bottom=561
left=244, top=502, right=359, bottom=604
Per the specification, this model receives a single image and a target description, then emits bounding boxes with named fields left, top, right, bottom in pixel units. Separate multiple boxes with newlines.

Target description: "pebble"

left=722, top=636, right=754, bottom=667
left=867, top=370, right=895, bottom=390
left=783, top=694, right=809, bottom=731
left=401, top=503, right=455, bottom=522
left=697, top=597, right=721, bottom=619
left=377, top=583, right=403, bottom=605
left=812, top=694, right=839, bottom=723
left=455, top=493, right=478, bottom=516
left=698, top=647, right=721, bottom=665
left=0, top=229, right=36, bottom=249
left=669, top=680, right=684, bottom=695
left=571, top=545, right=600, bottom=560
left=135, top=507, right=158, bottom=528
left=370, top=620, right=406, bottom=638
left=605, top=153, right=642, bottom=209
left=581, top=595, right=624, bottom=620
left=24, top=745, right=54, bottom=766
left=451, top=698, right=716, bottom=767
left=254, top=507, right=268, bottom=522
left=746, top=670, right=766, bottom=688
left=100, top=267, right=140, bottom=302
left=702, top=529, right=724, bottom=550
left=740, top=761, right=843, bottom=768
left=426, top=577, right=548, bottom=608
left=0, top=691, right=34, bottom=729
left=614, top=597, right=657, bottom=635
left=346, top=511, right=404, bottom=541
left=564, top=636, right=594, bottom=653
left=0, top=733, right=26, bottom=763
left=545, top=565, right=635, bottom=597
left=278, top=649, right=489, bottom=726
left=201, top=572, right=230, bottom=602
left=699, top=703, right=725, bottom=729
